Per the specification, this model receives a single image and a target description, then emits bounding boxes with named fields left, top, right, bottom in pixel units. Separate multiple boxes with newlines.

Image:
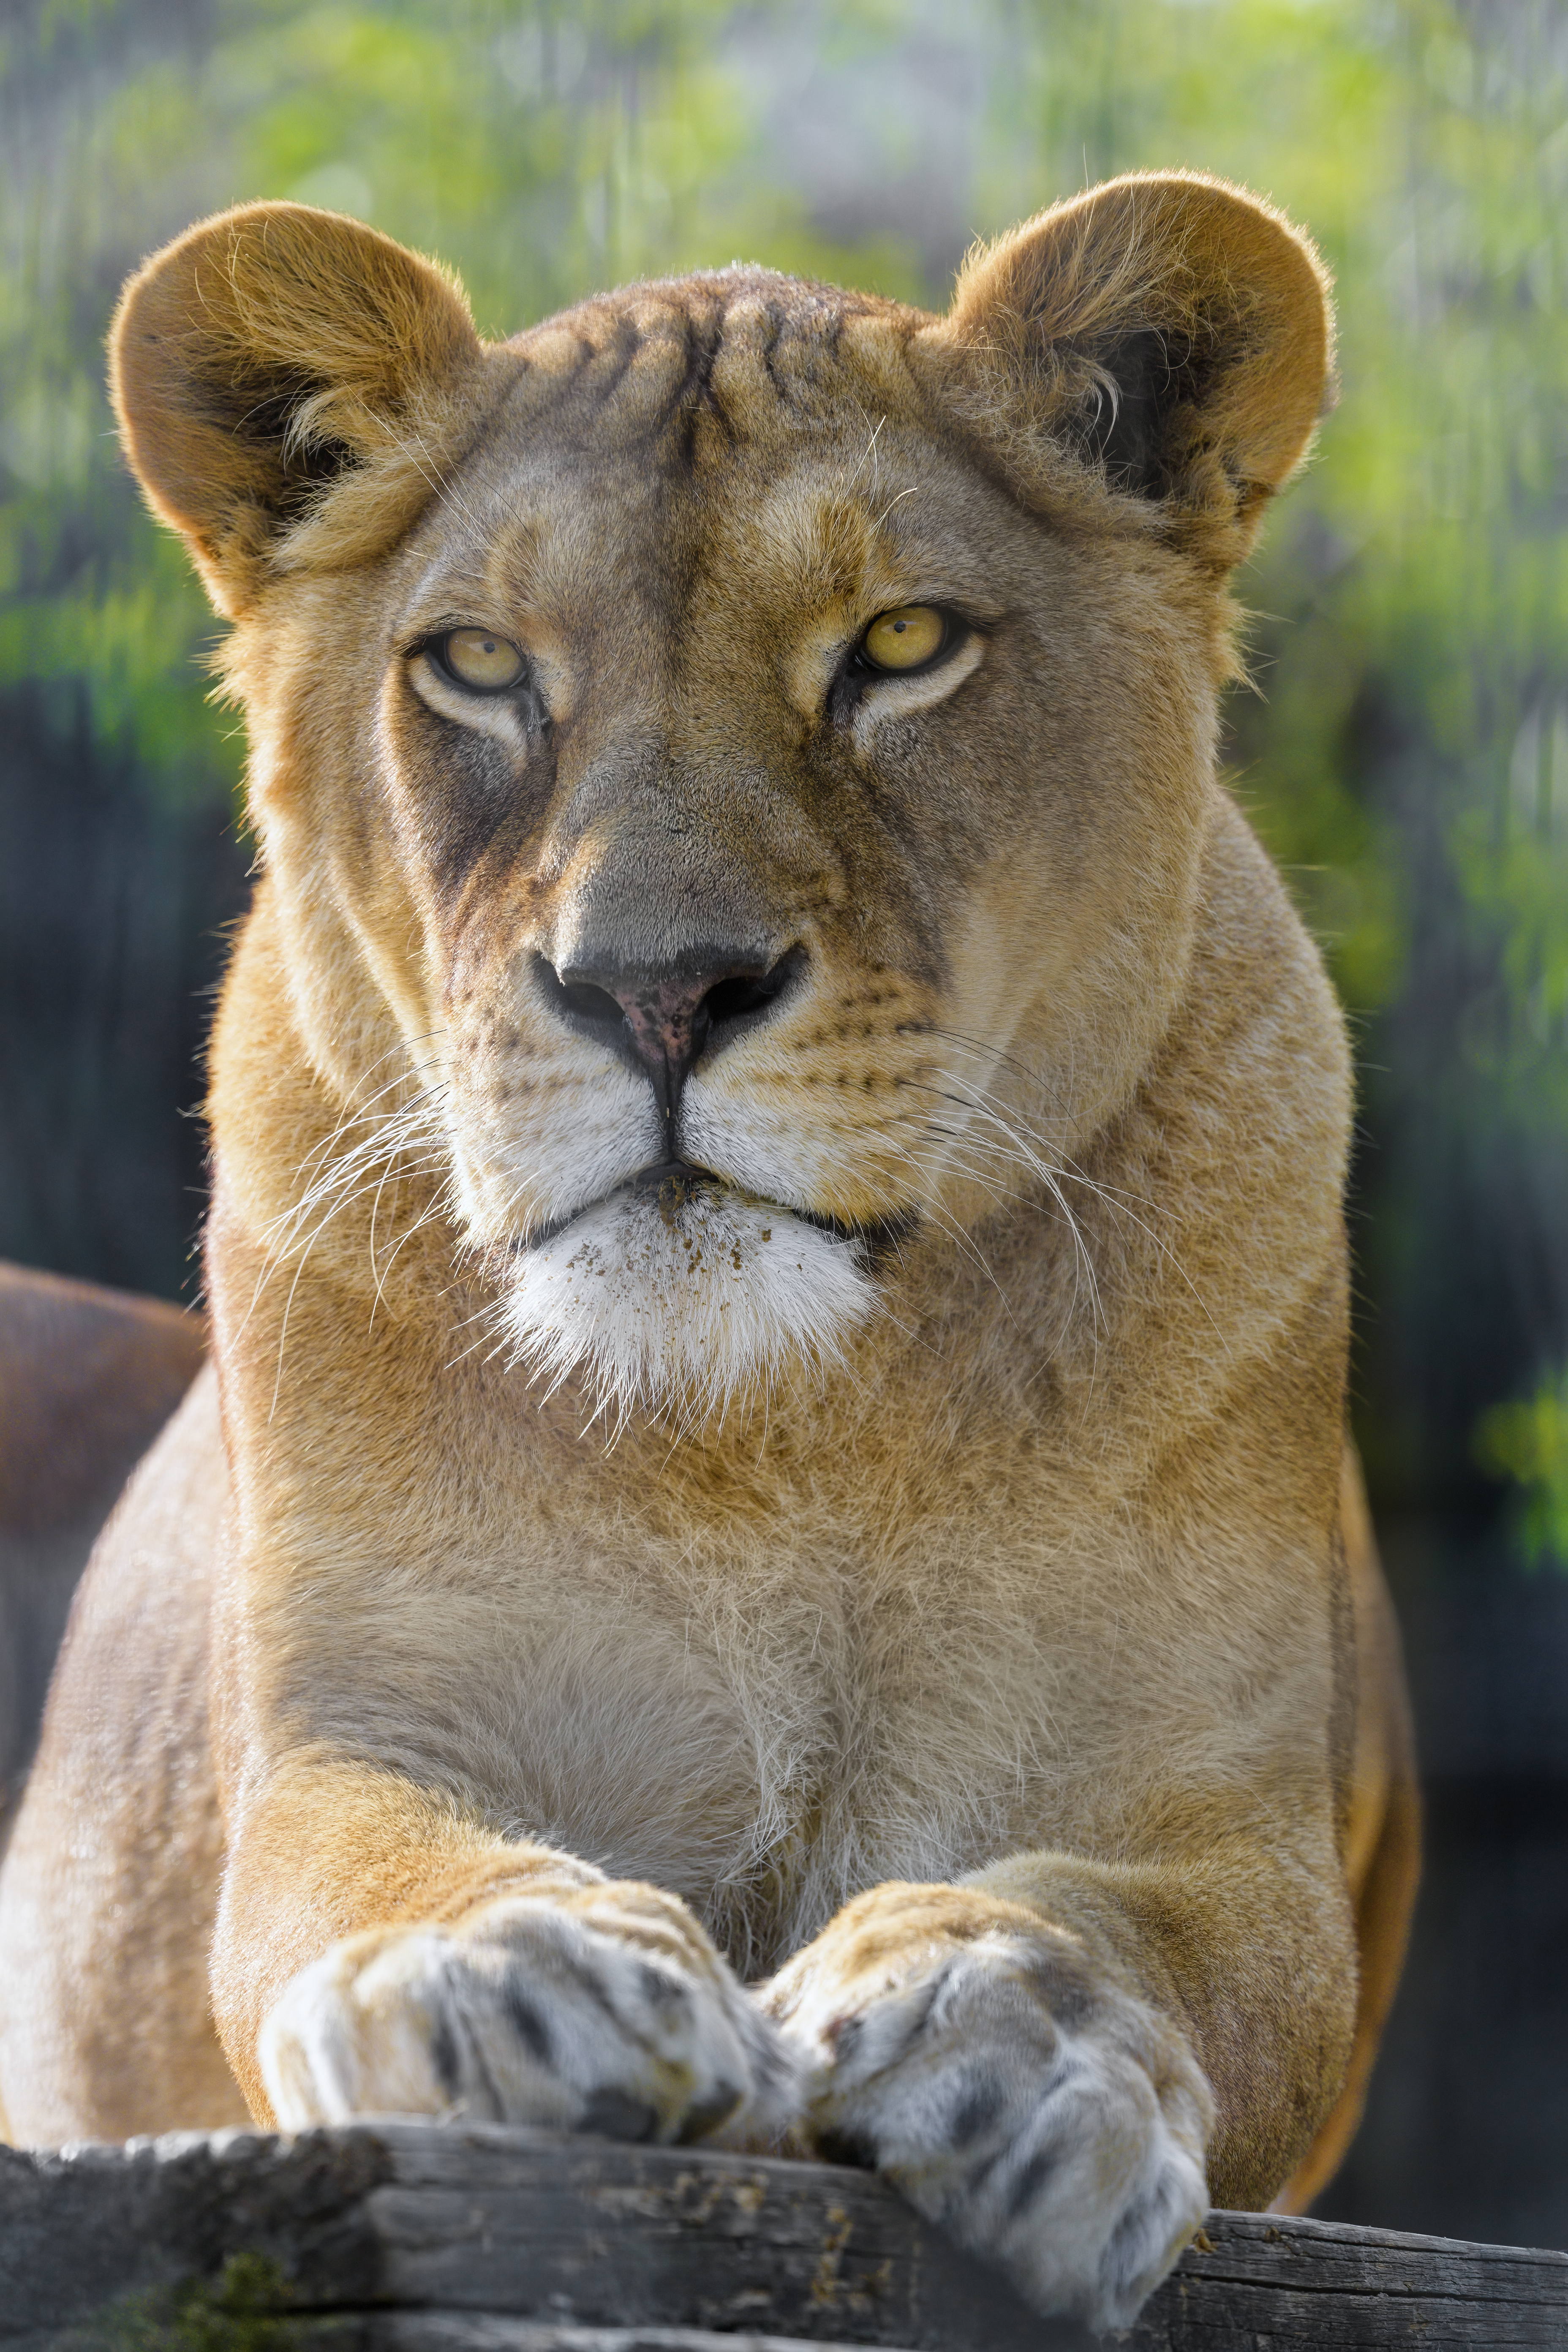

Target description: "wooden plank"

left=0, top=2124, right=1086, bottom=2352
left=1134, top=2210, right=1568, bottom=2348
left=357, top=2329, right=916, bottom=2352
left=1, top=2122, right=1564, bottom=2351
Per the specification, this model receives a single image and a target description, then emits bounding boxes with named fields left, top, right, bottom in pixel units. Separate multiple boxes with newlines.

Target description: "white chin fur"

left=500, top=1184, right=877, bottom=1428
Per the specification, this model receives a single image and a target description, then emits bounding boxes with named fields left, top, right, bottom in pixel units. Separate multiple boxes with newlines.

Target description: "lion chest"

left=433, top=1511, right=1100, bottom=1968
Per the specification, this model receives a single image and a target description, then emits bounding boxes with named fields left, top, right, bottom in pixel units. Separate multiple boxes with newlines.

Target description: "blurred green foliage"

left=1477, top=1367, right=1568, bottom=1563
left=4, top=0, right=1567, bottom=1553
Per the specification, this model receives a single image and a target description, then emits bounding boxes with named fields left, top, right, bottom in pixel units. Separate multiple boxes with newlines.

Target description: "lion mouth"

left=497, top=1166, right=885, bottom=1423
left=517, top=1160, right=918, bottom=1266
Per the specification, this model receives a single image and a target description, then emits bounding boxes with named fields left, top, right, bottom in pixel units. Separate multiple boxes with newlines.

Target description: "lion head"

left=112, top=175, right=1329, bottom=1425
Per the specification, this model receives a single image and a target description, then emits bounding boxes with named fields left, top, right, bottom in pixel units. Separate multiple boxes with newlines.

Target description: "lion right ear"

left=919, top=172, right=1333, bottom=572
left=110, top=203, right=490, bottom=615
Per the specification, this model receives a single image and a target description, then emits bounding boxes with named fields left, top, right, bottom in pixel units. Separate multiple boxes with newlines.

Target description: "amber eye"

left=860, top=604, right=948, bottom=673
left=440, top=629, right=526, bottom=691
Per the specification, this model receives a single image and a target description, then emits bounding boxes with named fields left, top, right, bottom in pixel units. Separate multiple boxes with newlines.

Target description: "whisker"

left=907, top=1051, right=1226, bottom=1369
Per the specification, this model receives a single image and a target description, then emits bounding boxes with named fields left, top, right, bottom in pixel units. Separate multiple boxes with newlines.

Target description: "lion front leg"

left=760, top=1853, right=1352, bottom=2333
left=215, top=1766, right=797, bottom=2148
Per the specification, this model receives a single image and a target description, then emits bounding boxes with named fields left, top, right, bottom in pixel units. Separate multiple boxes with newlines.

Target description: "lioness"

left=0, top=174, right=1418, bottom=2331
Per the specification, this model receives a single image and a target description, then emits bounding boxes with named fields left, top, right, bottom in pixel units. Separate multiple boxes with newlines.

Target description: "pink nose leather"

left=614, top=978, right=710, bottom=1080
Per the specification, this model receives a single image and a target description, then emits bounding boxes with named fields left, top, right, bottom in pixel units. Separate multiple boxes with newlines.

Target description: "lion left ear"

left=111, top=202, right=495, bottom=616
left=921, top=171, right=1333, bottom=569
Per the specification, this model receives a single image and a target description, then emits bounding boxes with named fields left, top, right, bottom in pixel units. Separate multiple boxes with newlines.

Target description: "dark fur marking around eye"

left=828, top=663, right=871, bottom=728
left=411, top=700, right=558, bottom=919
left=825, top=612, right=973, bottom=735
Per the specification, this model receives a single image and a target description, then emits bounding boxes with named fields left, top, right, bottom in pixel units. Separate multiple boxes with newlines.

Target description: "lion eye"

left=860, top=604, right=947, bottom=673
left=441, top=629, right=527, bottom=691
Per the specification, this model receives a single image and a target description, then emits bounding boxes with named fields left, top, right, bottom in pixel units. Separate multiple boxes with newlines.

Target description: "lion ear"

left=925, top=172, right=1333, bottom=569
left=110, top=202, right=487, bottom=614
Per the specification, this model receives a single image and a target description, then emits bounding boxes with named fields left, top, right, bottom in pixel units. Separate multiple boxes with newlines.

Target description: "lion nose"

left=537, top=947, right=802, bottom=1119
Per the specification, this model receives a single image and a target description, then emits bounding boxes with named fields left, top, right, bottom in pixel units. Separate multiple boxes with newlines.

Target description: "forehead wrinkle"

left=585, top=299, right=719, bottom=445
left=498, top=293, right=730, bottom=469
left=404, top=286, right=942, bottom=659
left=501, top=270, right=915, bottom=467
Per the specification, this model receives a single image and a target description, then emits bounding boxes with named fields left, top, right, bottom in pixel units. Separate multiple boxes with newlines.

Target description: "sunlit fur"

left=0, top=174, right=1419, bottom=2334
left=498, top=1185, right=877, bottom=1433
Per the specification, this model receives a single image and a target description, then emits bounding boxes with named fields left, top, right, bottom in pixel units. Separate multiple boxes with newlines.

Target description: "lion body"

left=0, top=176, right=1417, bottom=2325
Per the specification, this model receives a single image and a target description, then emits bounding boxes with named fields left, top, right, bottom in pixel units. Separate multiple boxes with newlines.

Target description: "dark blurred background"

left=4, top=0, right=1566, bottom=2249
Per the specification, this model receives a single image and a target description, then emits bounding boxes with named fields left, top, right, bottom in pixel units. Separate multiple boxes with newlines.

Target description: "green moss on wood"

left=82, top=2252, right=354, bottom=2352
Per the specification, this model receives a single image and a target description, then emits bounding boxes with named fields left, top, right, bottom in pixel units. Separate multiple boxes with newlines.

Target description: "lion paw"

left=259, top=1879, right=797, bottom=2146
left=761, top=1887, right=1213, bottom=2333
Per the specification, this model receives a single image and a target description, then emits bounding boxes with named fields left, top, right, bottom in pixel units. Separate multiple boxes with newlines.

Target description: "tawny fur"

left=0, top=173, right=1417, bottom=2328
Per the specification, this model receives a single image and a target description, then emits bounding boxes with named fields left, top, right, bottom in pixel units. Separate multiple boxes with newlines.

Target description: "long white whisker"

left=902, top=1052, right=1223, bottom=1361
left=252, top=1072, right=453, bottom=1405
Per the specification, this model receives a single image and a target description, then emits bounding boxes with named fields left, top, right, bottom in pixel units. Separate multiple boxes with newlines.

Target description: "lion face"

left=112, top=183, right=1330, bottom=1421
left=368, top=286, right=1220, bottom=1418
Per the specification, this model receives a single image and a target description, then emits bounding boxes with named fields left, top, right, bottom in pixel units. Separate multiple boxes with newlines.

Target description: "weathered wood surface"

left=1, top=2121, right=1564, bottom=2351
